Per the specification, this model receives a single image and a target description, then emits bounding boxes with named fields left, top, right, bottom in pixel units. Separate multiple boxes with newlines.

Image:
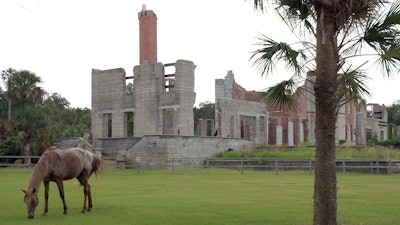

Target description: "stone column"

left=276, top=126, right=283, bottom=146
left=288, top=121, right=294, bottom=147
left=299, top=122, right=304, bottom=143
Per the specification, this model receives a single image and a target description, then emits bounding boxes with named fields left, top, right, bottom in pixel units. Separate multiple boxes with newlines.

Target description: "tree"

left=1, top=68, right=46, bottom=163
left=193, top=102, right=215, bottom=121
left=0, top=87, right=9, bottom=138
left=44, top=92, right=71, bottom=110
left=126, top=82, right=134, bottom=95
left=0, top=136, right=21, bottom=163
left=42, top=94, right=91, bottom=143
left=1, top=68, right=19, bottom=120
left=193, top=102, right=215, bottom=135
left=387, top=100, right=400, bottom=125
left=249, top=1, right=400, bottom=224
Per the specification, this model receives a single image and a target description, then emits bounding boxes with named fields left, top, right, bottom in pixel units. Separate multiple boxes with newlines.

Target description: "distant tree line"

left=0, top=68, right=90, bottom=162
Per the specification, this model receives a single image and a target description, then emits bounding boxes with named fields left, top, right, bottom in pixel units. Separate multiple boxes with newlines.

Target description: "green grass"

left=216, top=145, right=400, bottom=160
left=3, top=168, right=400, bottom=225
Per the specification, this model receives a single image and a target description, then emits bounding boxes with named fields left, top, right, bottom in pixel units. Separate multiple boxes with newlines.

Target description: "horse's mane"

left=28, top=149, right=51, bottom=191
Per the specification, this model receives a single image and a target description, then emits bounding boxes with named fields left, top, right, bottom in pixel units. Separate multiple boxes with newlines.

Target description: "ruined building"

left=90, top=6, right=387, bottom=161
left=92, top=6, right=195, bottom=142
left=214, top=70, right=388, bottom=146
left=214, top=71, right=268, bottom=145
left=90, top=6, right=252, bottom=162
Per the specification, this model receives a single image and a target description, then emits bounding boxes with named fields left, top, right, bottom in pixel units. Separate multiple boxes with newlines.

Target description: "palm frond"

left=260, top=78, right=299, bottom=111
left=337, top=68, right=371, bottom=107
left=376, top=40, right=400, bottom=76
left=340, top=1, right=400, bottom=77
left=250, top=34, right=306, bottom=77
left=363, top=1, right=400, bottom=51
left=249, top=0, right=267, bottom=12
left=275, top=0, right=316, bottom=36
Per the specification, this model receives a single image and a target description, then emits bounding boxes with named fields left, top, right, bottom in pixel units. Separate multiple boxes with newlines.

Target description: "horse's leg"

left=55, top=179, right=68, bottom=214
left=77, top=174, right=88, bottom=213
left=42, top=180, right=49, bottom=216
left=87, top=182, right=93, bottom=211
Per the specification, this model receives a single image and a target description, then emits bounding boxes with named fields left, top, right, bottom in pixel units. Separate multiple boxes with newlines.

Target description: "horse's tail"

left=91, top=154, right=102, bottom=176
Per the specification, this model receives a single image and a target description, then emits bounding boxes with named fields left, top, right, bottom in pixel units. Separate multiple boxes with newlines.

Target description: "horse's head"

left=22, top=188, right=39, bottom=219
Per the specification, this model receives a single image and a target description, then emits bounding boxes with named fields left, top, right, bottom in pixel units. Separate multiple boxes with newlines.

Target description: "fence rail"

left=1, top=156, right=400, bottom=174
left=204, top=158, right=400, bottom=174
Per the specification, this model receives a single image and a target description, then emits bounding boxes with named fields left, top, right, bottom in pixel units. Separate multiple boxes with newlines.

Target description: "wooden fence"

left=1, top=156, right=400, bottom=175
left=204, top=158, right=400, bottom=175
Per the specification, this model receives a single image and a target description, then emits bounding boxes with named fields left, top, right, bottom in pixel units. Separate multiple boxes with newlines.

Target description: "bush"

left=0, top=137, right=21, bottom=163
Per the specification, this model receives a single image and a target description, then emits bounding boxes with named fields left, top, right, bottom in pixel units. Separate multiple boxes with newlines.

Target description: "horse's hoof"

left=41, top=213, right=47, bottom=217
left=63, top=212, right=68, bottom=215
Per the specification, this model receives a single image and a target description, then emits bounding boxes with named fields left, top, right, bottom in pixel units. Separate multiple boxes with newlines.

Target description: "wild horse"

left=22, top=146, right=102, bottom=219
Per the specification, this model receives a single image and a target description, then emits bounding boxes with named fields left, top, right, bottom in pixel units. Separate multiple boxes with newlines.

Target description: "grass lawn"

left=2, top=168, right=400, bottom=225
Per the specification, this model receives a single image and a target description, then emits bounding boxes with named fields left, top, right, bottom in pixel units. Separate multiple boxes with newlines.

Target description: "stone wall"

left=214, top=71, right=267, bottom=146
left=215, top=98, right=268, bottom=145
left=133, top=61, right=164, bottom=136
left=91, top=68, right=135, bottom=139
left=126, top=135, right=254, bottom=167
left=95, top=137, right=141, bottom=156
left=92, top=59, right=196, bottom=143
left=133, top=60, right=196, bottom=137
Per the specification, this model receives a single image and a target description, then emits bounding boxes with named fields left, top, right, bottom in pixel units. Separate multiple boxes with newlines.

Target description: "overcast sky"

left=1, top=0, right=399, bottom=108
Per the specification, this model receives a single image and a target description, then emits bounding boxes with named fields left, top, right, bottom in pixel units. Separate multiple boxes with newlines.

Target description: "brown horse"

left=22, top=146, right=101, bottom=219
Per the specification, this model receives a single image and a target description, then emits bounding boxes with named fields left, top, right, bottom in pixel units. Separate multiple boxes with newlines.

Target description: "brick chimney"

left=138, top=4, right=157, bottom=64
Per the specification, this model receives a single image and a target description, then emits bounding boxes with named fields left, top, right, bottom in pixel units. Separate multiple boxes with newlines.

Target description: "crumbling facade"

left=91, top=6, right=196, bottom=145
left=214, top=71, right=268, bottom=145
left=133, top=60, right=196, bottom=137
left=90, top=6, right=255, bottom=162
left=91, top=60, right=196, bottom=141
left=356, top=103, right=388, bottom=144
left=90, top=5, right=387, bottom=161
left=215, top=71, right=388, bottom=146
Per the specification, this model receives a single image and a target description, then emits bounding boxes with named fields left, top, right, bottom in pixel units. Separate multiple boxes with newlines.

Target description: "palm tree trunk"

left=7, top=99, right=11, bottom=120
left=18, top=131, right=31, bottom=164
left=313, top=3, right=338, bottom=225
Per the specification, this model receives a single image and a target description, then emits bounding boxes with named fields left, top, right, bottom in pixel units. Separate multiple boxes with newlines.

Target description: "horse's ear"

left=32, top=188, right=36, bottom=194
left=22, top=189, right=26, bottom=194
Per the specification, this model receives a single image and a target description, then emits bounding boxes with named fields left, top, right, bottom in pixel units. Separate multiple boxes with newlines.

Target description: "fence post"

left=274, top=160, right=278, bottom=175
left=342, top=160, right=346, bottom=174
left=389, top=159, right=392, bottom=174
left=27, top=156, right=32, bottom=172
left=370, top=160, right=373, bottom=173
left=206, top=159, right=209, bottom=174
left=376, top=160, right=379, bottom=174
left=240, top=160, right=244, bottom=175
left=171, top=158, right=175, bottom=175
left=136, top=157, right=141, bottom=175
left=309, top=159, right=312, bottom=175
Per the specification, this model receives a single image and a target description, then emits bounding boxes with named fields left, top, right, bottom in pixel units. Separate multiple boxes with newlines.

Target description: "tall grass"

left=215, top=145, right=400, bottom=160
left=2, top=169, right=400, bottom=225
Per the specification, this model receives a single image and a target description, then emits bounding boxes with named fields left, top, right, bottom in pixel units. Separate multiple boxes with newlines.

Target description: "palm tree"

left=1, top=68, right=18, bottom=120
left=1, top=68, right=46, bottom=163
left=249, top=1, right=400, bottom=224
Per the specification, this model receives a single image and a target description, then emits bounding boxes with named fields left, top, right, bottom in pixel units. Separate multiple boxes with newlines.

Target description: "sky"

left=1, top=0, right=399, bottom=109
